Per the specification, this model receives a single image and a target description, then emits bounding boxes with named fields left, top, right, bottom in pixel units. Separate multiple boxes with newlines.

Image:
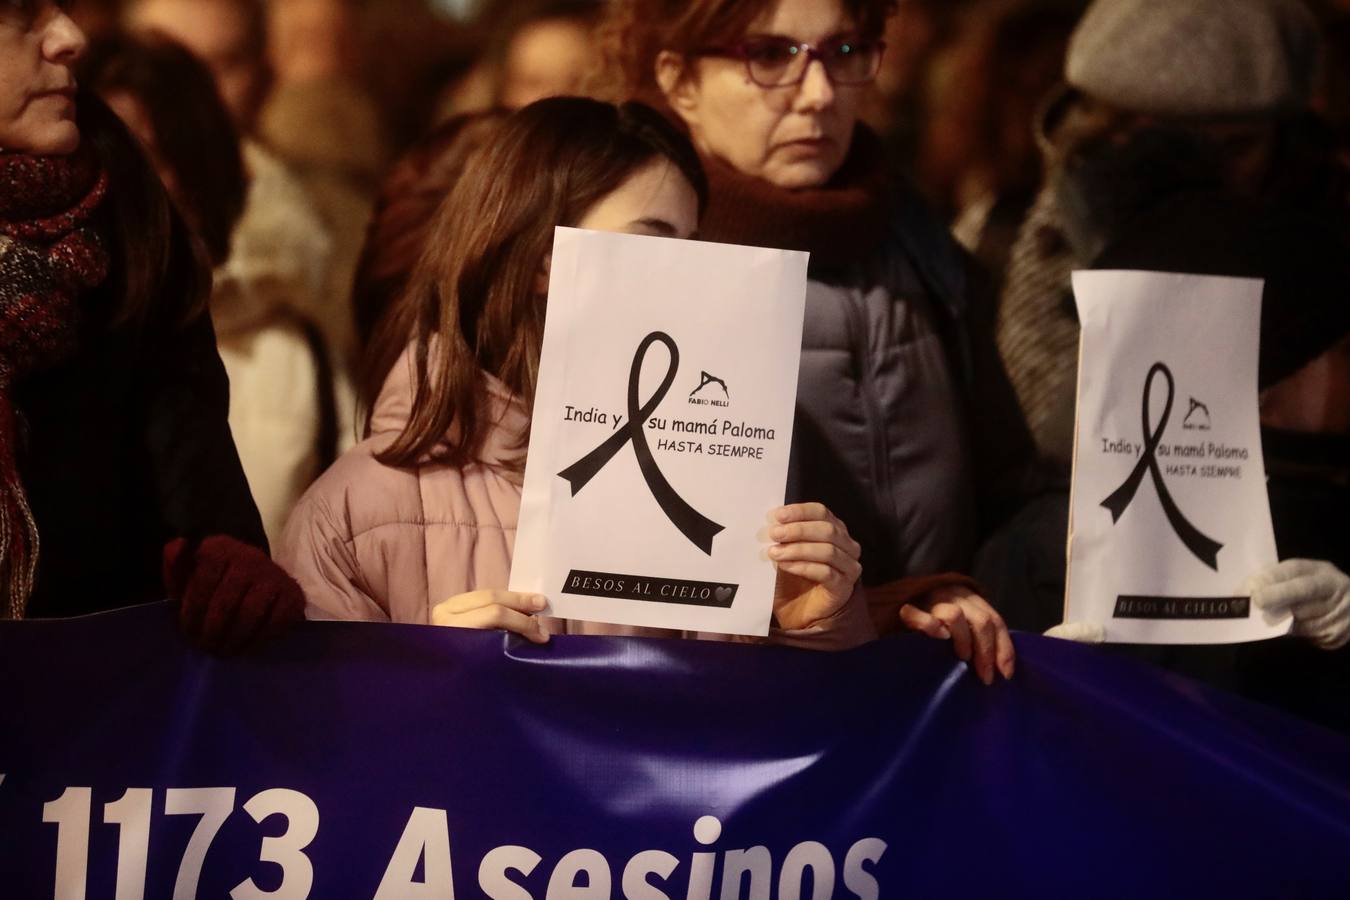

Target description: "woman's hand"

left=430, top=590, right=551, bottom=644
left=1245, top=559, right=1350, bottom=650
left=165, top=535, right=305, bottom=654
left=900, top=587, right=1015, bottom=685
left=769, top=503, right=863, bottom=631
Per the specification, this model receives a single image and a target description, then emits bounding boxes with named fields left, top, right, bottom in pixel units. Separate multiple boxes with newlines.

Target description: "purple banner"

left=2, top=603, right=1349, bottom=898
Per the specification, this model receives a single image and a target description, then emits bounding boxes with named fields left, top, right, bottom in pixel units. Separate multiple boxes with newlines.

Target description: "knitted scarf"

left=697, top=125, right=893, bottom=270
left=0, top=148, right=110, bottom=619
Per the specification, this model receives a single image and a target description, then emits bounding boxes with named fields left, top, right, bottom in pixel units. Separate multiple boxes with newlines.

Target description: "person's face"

left=661, top=0, right=869, bottom=189
left=537, top=157, right=699, bottom=293
left=874, top=0, right=934, bottom=101
left=575, top=157, right=700, bottom=239
left=267, top=0, right=353, bottom=83
left=500, top=17, right=593, bottom=111
left=1203, top=120, right=1277, bottom=197
left=0, top=0, right=87, bottom=155
left=131, top=0, right=265, bottom=132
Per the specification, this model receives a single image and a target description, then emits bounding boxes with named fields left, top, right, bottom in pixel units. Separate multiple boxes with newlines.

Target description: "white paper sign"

left=1066, top=270, right=1288, bottom=644
left=509, top=227, right=807, bottom=636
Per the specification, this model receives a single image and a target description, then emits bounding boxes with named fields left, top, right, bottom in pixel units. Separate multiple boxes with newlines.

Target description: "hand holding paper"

left=1044, top=622, right=1106, bottom=644
left=1244, top=559, right=1350, bottom=650
left=768, top=503, right=863, bottom=631
left=431, top=590, right=552, bottom=644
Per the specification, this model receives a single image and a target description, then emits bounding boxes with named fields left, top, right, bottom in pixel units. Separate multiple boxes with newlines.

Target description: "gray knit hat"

left=1065, top=0, right=1321, bottom=117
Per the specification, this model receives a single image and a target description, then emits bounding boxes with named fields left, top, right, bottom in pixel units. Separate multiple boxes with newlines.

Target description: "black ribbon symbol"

left=558, top=331, right=724, bottom=555
left=1100, top=362, right=1223, bottom=570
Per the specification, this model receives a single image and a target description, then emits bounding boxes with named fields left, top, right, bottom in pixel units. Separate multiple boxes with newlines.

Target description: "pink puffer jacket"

left=276, top=346, right=876, bottom=650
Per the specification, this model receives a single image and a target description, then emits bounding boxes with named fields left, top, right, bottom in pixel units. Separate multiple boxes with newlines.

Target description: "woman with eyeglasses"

left=601, top=0, right=1037, bottom=683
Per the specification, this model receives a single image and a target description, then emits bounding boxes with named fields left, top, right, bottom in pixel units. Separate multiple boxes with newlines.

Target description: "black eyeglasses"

left=696, top=37, right=886, bottom=88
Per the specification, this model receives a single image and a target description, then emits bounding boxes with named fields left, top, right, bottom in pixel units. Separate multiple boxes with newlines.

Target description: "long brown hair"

left=365, top=96, right=707, bottom=470
left=80, top=90, right=211, bottom=328
left=351, top=109, right=510, bottom=354
left=597, top=0, right=896, bottom=101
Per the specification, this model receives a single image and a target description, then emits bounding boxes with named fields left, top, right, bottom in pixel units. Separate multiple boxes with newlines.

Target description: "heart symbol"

left=715, top=586, right=733, bottom=603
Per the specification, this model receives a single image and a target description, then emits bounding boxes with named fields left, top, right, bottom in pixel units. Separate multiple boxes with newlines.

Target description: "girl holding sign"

left=278, top=97, right=880, bottom=649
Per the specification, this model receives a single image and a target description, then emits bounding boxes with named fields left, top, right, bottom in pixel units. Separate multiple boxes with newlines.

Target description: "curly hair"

left=595, top=0, right=896, bottom=101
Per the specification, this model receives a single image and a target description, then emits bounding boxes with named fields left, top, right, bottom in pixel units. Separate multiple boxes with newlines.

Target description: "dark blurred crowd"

left=58, top=0, right=1350, bottom=544
left=4, top=0, right=1349, bottom=732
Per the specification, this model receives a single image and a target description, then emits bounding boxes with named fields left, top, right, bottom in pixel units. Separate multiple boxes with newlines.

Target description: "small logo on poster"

left=1182, top=397, right=1212, bottom=431
left=688, top=371, right=730, bottom=407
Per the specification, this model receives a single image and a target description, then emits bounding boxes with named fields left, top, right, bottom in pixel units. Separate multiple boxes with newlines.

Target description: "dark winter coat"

left=787, top=187, right=1038, bottom=585
left=17, top=282, right=267, bottom=619
left=698, top=133, right=1038, bottom=585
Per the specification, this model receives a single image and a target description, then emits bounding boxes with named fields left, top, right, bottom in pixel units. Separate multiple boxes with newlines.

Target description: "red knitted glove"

left=163, top=535, right=305, bottom=653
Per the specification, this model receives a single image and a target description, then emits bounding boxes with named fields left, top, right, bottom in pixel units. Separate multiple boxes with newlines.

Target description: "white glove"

left=1044, top=622, right=1106, bottom=644
left=1244, top=559, right=1350, bottom=651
